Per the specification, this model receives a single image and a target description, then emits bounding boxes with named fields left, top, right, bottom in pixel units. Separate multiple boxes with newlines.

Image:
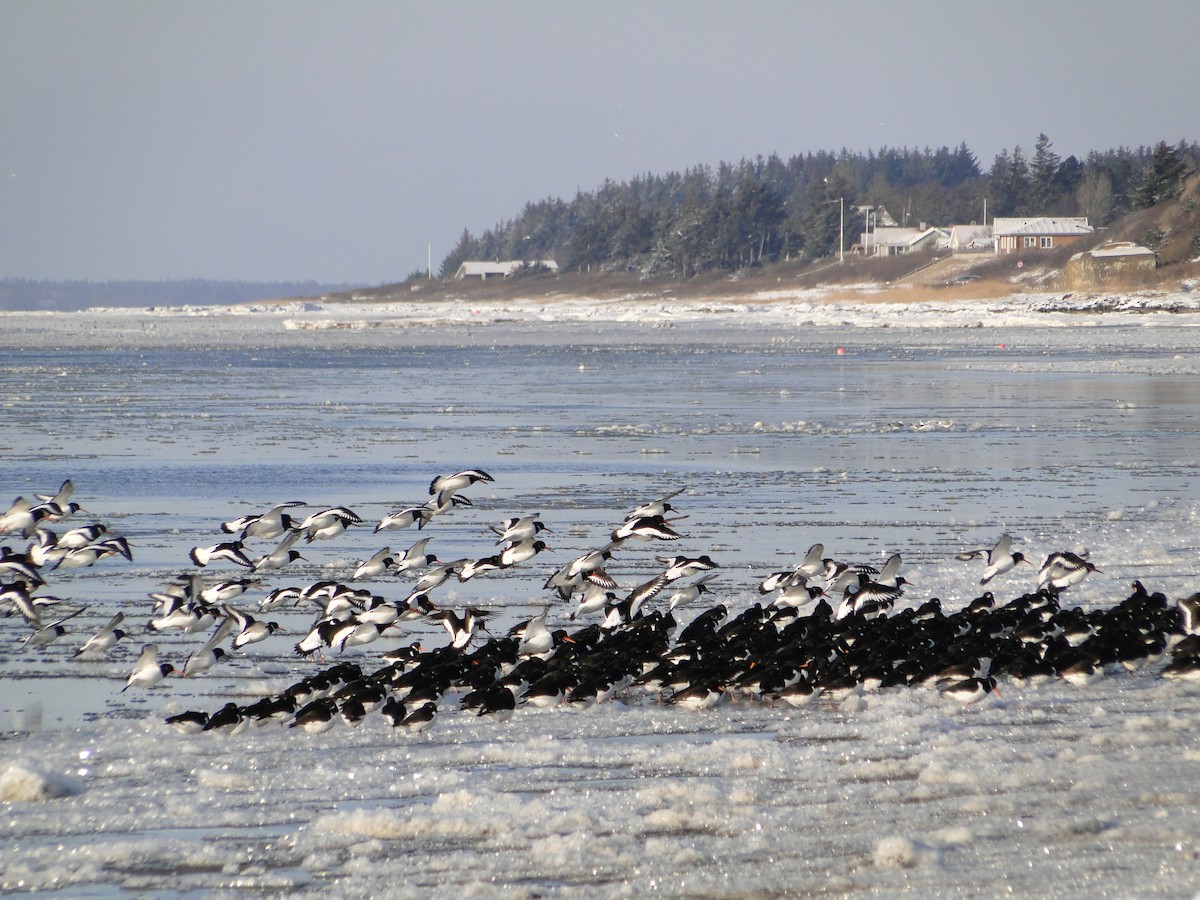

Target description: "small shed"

left=1064, top=242, right=1157, bottom=288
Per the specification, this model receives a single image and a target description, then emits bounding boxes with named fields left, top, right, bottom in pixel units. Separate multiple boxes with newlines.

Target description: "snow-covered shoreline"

left=4, top=286, right=1200, bottom=349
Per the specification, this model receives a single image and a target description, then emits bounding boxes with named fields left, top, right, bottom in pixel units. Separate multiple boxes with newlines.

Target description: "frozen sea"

left=2, top=289, right=1200, bottom=896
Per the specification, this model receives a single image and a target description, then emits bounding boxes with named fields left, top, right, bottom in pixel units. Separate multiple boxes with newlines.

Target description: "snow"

left=2, top=289, right=1200, bottom=895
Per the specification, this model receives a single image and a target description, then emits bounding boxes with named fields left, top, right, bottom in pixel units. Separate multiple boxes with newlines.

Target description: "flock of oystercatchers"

left=4, top=474, right=1200, bottom=737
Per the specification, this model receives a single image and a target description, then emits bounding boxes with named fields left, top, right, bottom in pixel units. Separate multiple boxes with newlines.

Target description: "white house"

left=860, top=226, right=944, bottom=256
left=948, top=224, right=993, bottom=252
left=454, top=260, right=559, bottom=280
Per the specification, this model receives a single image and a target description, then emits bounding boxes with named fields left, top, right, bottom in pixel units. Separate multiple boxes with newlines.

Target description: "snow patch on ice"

left=0, top=760, right=84, bottom=802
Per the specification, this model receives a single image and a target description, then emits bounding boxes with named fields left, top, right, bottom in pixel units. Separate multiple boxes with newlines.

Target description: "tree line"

left=439, top=137, right=1198, bottom=279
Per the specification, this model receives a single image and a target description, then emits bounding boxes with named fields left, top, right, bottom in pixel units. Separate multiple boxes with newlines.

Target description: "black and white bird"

left=57, top=536, right=132, bottom=569
left=667, top=573, right=719, bottom=611
left=658, top=554, right=719, bottom=582
left=182, top=617, right=234, bottom=676
left=222, top=501, right=305, bottom=541
left=1037, top=551, right=1100, bottom=591
left=499, top=539, right=551, bottom=568
left=1178, top=592, right=1200, bottom=636
left=189, top=540, right=254, bottom=568
left=374, top=505, right=435, bottom=533
left=225, top=607, right=281, bottom=649
left=611, top=515, right=680, bottom=542
left=957, top=533, right=1032, bottom=585
left=21, top=605, right=87, bottom=649
left=569, top=583, right=616, bottom=621
left=490, top=514, right=551, bottom=544
left=392, top=538, right=437, bottom=574
left=433, top=607, right=491, bottom=649
left=73, top=611, right=127, bottom=658
left=399, top=701, right=438, bottom=734
left=122, top=644, right=176, bottom=692
left=352, top=547, right=397, bottom=581
left=301, top=507, right=364, bottom=543
left=626, top=488, right=685, bottom=521
left=289, top=698, right=339, bottom=734
left=457, top=555, right=504, bottom=581
left=429, top=469, right=493, bottom=502
left=252, top=531, right=304, bottom=573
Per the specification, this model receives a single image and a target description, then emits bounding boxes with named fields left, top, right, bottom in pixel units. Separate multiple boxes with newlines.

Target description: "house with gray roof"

left=992, top=217, right=1093, bottom=255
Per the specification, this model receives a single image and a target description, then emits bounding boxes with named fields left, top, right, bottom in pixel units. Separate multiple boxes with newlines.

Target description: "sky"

left=3, top=1, right=1198, bottom=285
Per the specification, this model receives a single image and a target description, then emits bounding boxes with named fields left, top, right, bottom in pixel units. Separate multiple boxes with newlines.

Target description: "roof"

left=867, top=226, right=942, bottom=247
left=454, top=260, right=559, bottom=278
left=948, top=224, right=992, bottom=241
left=1086, top=242, right=1155, bottom=259
left=991, top=217, right=1093, bottom=237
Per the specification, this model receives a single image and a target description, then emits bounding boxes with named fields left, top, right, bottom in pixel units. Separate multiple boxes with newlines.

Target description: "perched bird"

left=957, top=534, right=1031, bottom=585
left=380, top=696, right=407, bottom=728
left=201, top=702, right=246, bottom=734
left=165, top=709, right=209, bottom=734
left=1178, top=592, right=1200, bottom=636
left=399, top=701, right=438, bottom=734
left=122, top=644, right=176, bottom=692
left=289, top=698, right=339, bottom=734
left=941, top=675, right=999, bottom=705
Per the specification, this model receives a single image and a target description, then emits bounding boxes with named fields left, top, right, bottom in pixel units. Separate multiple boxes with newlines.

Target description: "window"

left=1024, top=236, right=1038, bottom=248
left=1040, top=236, right=1053, bottom=248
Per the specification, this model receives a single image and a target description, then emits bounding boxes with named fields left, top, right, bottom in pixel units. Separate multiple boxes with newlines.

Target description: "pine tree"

left=1136, top=141, right=1189, bottom=208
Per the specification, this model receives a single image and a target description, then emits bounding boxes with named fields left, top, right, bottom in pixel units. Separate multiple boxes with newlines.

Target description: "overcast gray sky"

left=3, top=1, right=1197, bottom=284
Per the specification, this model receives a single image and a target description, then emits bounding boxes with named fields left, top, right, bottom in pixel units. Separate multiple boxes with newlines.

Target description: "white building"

left=947, top=224, right=993, bottom=252
left=454, top=260, right=559, bottom=280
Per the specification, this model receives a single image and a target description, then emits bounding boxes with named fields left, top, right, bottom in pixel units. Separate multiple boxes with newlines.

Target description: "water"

left=2, top=300, right=1200, bottom=896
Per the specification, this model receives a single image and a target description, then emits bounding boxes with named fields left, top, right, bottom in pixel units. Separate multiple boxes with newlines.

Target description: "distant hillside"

left=0, top=278, right=360, bottom=312
left=438, top=137, right=1199, bottom=282
left=341, top=172, right=1200, bottom=308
